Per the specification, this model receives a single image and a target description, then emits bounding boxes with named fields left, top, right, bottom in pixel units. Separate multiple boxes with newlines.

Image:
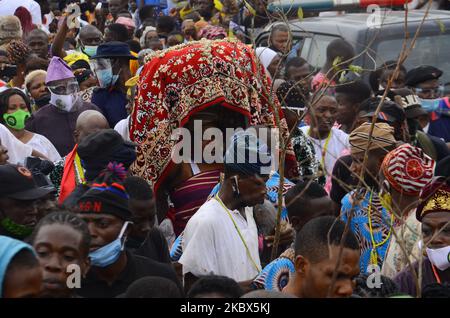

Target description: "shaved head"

left=79, top=25, right=103, bottom=45
left=74, top=110, right=109, bottom=144
left=79, top=25, right=102, bottom=38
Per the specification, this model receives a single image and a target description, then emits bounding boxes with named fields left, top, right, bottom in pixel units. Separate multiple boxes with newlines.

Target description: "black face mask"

left=34, top=94, right=51, bottom=109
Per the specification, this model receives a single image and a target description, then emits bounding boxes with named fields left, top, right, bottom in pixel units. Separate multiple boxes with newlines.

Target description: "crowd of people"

left=0, top=0, right=449, bottom=299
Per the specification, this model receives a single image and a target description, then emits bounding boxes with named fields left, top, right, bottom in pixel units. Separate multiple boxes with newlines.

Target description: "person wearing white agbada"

left=180, top=131, right=271, bottom=287
left=255, top=47, right=282, bottom=79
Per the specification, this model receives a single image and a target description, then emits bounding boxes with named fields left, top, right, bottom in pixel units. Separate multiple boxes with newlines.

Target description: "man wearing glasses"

left=26, top=57, right=100, bottom=157
left=406, top=65, right=450, bottom=142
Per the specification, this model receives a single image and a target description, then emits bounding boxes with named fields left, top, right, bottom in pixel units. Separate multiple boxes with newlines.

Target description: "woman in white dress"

left=0, top=88, right=61, bottom=162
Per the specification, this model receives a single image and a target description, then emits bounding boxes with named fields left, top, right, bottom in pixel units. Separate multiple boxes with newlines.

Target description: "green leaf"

left=332, top=56, right=342, bottom=72
left=435, top=19, right=446, bottom=33
left=348, top=64, right=363, bottom=74
left=297, top=6, right=303, bottom=21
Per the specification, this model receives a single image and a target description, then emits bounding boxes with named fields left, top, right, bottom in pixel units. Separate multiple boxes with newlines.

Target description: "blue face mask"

left=420, top=98, right=441, bottom=113
left=81, top=45, right=98, bottom=58
left=96, top=67, right=120, bottom=89
left=89, top=221, right=131, bottom=268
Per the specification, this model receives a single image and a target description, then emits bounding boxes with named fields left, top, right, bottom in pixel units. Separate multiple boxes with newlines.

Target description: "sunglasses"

left=414, top=85, right=444, bottom=97
left=48, top=81, right=79, bottom=95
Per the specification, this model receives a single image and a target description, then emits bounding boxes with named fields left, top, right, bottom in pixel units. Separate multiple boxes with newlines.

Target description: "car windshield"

left=375, top=34, right=450, bottom=88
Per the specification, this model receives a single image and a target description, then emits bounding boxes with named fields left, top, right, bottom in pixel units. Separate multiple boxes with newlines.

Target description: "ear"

left=82, top=257, right=91, bottom=278
left=294, top=255, right=308, bottom=276
left=73, top=129, right=80, bottom=143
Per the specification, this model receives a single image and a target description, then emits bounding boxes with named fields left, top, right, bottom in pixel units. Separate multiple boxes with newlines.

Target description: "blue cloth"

left=253, top=256, right=295, bottom=291
left=170, top=233, right=183, bottom=262
left=91, top=88, right=128, bottom=128
left=0, top=236, right=34, bottom=297
left=428, top=99, right=450, bottom=142
left=340, top=190, right=392, bottom=273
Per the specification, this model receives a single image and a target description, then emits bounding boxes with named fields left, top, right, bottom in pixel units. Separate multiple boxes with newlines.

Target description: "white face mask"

left=426, top=245, right=450, bottom=271
left=50, top=93, right=77, bottom=112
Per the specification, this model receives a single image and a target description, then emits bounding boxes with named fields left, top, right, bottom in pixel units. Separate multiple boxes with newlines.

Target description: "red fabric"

left=130, top=39, right=296, bottom=193
left=58, top=145, right=79, bottom=204
left=14, top=6, right=36, bottom=36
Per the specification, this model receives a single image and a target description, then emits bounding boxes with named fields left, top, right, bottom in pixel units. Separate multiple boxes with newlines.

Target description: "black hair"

left=435, top=155, right=450, bottom=178
left=64, top=38, right=76, bottom=50
left=353, top=273, right=399, bottom=298
left=335, top=80, right=372, bottom=105
left=276, top=81, right=305, bottom=108
left=156, top=16, right=176, bottom=35
left=285, top=181, right=328, bottom=221
left=138, top=5, right=156, bottom=23
left=5, top=249, right=40, bottom=276
left=294, top=216, right=359, bottom=263
left=359, top=96, right=406, bottom=122
left=25, top=56, right=49, bottom=74
left=183, top=12, right=202, bottom=22
left=369, top=60, right=407, bottom=92
left=422, top=283, right=450, bottom=298
left=121, top=276, right=183, bottom=298
left=106, top=23, right=129, bottom=42
left=0, top=88, right=32, bottom=120
left=30, top=211, right=91, bottom=256
left=187, top=275, right=244, bottom=298
left=284, top=57, right=308, bottom=78
left=123, top=176, right=153, bottom=200
left=241, top=290, right=297, bottom=298
left=169, top=30, right=184, bottom=37
left=326, top=39, right=354, bottom=64
left=126, top=40, right=141, bottom=53
left=26, top=29, right=48, bottom=40
left=117, top=10, right=132, bottom=19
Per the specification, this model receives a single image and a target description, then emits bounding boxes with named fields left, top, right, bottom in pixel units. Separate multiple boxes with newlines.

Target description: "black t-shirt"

left=127, top=227, right=171, bottom=264
left=330, top=155, right=356, bottom=206
left=78, top=250, right=181, bottom=298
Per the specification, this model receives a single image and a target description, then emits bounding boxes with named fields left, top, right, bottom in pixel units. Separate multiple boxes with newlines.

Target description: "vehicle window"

left=306, top=34, right=341, bottom=70
left=375, top=33, right=450, bottom=86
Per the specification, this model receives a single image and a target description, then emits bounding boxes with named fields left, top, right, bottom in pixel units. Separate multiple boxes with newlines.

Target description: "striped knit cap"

left=382, top=144, right=435, bottom=196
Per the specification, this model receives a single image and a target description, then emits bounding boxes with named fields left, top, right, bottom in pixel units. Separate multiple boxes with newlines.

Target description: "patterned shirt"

left=253, top=247, right=295, bottom=291
left=291, top=127, right=323, bottom=184
left=340, top=189, right=393, bottom=272
left=381, top=211, right=422, bottom=279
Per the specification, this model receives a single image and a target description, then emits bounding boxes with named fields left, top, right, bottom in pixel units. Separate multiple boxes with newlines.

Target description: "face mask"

left=426, top=245, right=450, bottom=271
left=0, top=217, right=33, bottom=239
left=50, top=93, right=77, bottom=112
left=3, top=109, right=30, bottom=130
left=89, top=221, right=131, bottom=268
left=33, top=94, right=51, bottom=108
left=420, top=98, right=441, bottom=113
left=96, top=67, right=119, bottom=89
left=81, top=45, right=98, bottom=58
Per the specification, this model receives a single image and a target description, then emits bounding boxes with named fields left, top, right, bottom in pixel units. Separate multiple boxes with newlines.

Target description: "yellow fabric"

left=64, top=52, right=89, bottom=66
left=214, top=0, right=224, bottom=12
left=129, top=51, right=139, bottom=76
left=180, top=7, right=193, bottom=20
